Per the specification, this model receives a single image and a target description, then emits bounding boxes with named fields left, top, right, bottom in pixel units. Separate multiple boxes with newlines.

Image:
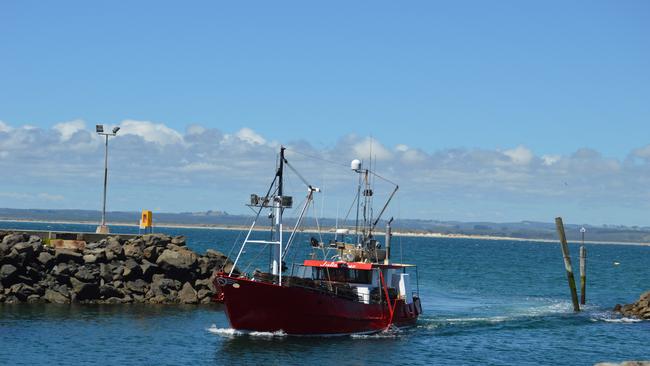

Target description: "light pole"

left=96, top=124, right=120, bottom=234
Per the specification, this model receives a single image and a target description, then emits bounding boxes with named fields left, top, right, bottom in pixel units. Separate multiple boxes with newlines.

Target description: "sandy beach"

left=2, top=218, right=649, bottom=247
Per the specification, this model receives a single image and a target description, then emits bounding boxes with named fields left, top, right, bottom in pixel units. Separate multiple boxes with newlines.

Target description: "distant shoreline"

left=2, top=218, right=650, bottom=247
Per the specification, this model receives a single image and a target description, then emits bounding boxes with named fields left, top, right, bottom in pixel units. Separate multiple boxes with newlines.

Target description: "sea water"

left=1, top=221, right=649, bottom=365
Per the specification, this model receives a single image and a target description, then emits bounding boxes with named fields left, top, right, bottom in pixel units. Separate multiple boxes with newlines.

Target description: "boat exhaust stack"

left=384, top=217, right=393, bottom=265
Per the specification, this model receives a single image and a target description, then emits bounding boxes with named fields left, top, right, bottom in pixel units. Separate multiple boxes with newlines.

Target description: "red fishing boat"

left=214, top=147, right=422, bottom=335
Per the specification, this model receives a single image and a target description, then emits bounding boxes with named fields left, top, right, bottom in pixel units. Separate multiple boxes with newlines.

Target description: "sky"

left=0, top=1, right=649, bottom=226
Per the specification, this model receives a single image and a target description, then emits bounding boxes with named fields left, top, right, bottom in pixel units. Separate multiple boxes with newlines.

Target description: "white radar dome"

left=351, top=159, right=361, bottom=171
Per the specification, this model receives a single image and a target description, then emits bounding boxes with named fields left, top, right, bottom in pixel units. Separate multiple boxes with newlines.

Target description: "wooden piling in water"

left=554, top=217, right=580, bottom=312
left=579, top=246, right=586, bottom=305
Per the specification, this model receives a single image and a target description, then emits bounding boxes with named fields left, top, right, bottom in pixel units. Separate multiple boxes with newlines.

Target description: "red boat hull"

left=214, top=274, right=420, bottom=335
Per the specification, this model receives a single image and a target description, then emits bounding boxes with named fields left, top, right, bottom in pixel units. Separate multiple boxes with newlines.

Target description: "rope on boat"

left=379, top=270, right=397, bottom=329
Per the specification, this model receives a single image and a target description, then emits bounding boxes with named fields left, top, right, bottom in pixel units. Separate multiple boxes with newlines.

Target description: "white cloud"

left=352, top=137, right=392, bottom=161
left=0, top=192, right=64, bottom=201
left=119, top=119, right=184, bottom=146
left=180, top=162, right=222, bottom=172
left=503, top=145, right=533, bottom=165
left=395, top=144, right=409, bottom=152
left=0, top=121, right=13, bottom=133
left=1, top=118, right=650, bottom=224
left=541, top=154, right=561, bottom=166
left=402, top=150, right=426, bottom=163
left=38, top=193, right=65, bottom=201
left=186, top=124, right=206, bottom=135
left=53, top=119, right=86, bottom=141
left=235, top=127, right=266, bottom=145
left=632, top=145, right=650, bottom=160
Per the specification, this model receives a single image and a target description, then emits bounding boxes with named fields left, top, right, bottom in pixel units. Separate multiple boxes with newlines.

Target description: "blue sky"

left=1, top=1, right=649, bottom=226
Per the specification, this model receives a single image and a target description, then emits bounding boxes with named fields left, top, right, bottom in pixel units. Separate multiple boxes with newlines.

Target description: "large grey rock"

left=140, top=260, right=159, bottom=281
left=29, top=238, right=44, bottom=253
left=156, top=249, right=197, bottom=280
left=22, top=266, right=41, bottom=284
left=125, top=279, right=148, bottom=294
left=37, top=252, right=54, bottom=267
left=75, top=266, right=98, bottom=282
left=13, top=242, right=34, bottom=256
left=52, top=263, right=74, bottom=280
left=26, top=294, right=42, bottom=303
left=165, top=244, right=184, bottom=252
left=4, top=295, right=20, bottom=304
left=9, top=283, right=36, bottom=301
left=2, top=233, right=28, bottom=247
left=123, top=243, right=143, bottom=261
left=205, top=249, right=227, bottom=259
left=85, top=240, right=103, bottom=250
left=106, top=238, right=123, bottom=259
left=112, top=264, right=125, bottom=281
left=5, top=249, right=27, bottom=267
left=83, top=254, right=97, bottom=264
left=195, top=277, right=216, bottom=292
left=197, top=288, right=211, bottom=301
left=106, top=236, right=122, bottom=248
left=70, top=277, right=100, bottom=301
left=0, top=264, right=18, bottom=285
left=179, top=282, right=198, bottom=304
left=105, top=250, right=117, bottom=262
left=54, top=249, right=83, bottom=264
left=99, top=285, right=123, bottom=299
left=122, top=259, right=142, bottom=281
left=143, top=234, right=171, bottom=247
left=142, top=246, right=159, bottom=262
left=171, top=236, right=186, bottom=246
left=99, top=263, right=113, bottom=283
left=150, top=275, right=181, bottom=297
left=104, top=297, right=124, bottom=304
left=43, top=289, right=69, bottom=304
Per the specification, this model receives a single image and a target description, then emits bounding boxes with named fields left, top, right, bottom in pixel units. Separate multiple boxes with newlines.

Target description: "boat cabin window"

left=312, top=267, right=372, bottom=284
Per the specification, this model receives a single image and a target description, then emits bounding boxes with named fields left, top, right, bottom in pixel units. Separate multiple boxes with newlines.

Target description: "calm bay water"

left=1, top=221, right=649, bottom=365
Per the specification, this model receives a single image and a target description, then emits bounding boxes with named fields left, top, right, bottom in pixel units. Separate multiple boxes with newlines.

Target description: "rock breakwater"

left=0, top=231, right=234, bottom=304
left=614, top=291, right=650, bottom=319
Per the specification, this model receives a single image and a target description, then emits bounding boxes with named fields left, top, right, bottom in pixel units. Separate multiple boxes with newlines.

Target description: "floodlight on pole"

left=96, top=124, right=120, bottom=234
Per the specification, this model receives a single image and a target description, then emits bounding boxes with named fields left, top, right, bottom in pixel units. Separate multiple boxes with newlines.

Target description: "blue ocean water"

left=1, top=221, right=649, bottom=365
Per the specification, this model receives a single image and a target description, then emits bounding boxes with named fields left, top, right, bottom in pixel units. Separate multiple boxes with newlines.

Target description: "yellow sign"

left=140, top=210, right=152, bottom=229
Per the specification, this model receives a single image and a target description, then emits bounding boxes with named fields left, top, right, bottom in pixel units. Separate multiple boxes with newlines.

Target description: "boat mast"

left=272, top=146, right=285, bottom=278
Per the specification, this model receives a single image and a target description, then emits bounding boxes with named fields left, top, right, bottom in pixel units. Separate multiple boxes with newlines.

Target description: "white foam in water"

left=207, top=325, right=287, bottom=338
left=587, top=311, right=644, bottom=324
left=419, top=298, right=581, bottom=329
left=440, top=316, right=510, bottom=323
left=351, top=327, right=403, bottom=339
left=600, top=317, right=642, bottom=323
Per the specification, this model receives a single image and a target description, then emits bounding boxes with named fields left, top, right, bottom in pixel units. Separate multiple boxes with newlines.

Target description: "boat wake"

left=424, top=300, right=575, bottom=324
left=207, top=325, right=287, bottom=338
left=416, top=298, right=609, bottom=334
left=350, top=327, right=405, bottom=339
